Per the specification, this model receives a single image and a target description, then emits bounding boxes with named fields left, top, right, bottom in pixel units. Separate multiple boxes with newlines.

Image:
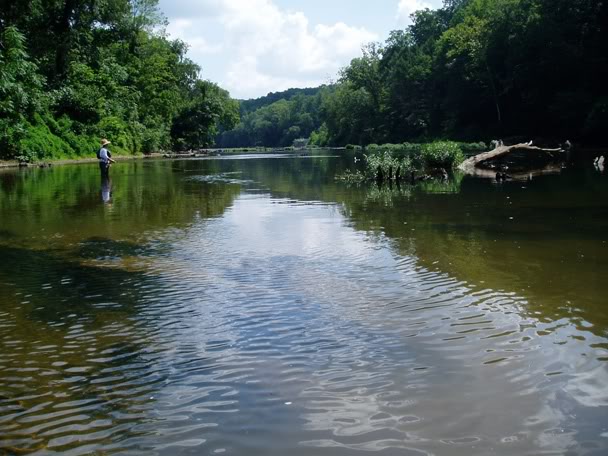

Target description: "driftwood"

left=459, top=142, right=565, bottom=174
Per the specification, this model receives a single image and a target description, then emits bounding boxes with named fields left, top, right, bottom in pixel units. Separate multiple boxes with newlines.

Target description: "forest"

left=0, top=0, right=239, bottom=161
left=221, top=0, right=608, bottom=148
left=1, top=0, right=607, bottom=160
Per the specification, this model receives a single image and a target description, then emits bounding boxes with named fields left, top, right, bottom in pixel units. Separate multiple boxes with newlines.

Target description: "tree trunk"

left=54, top=0, right=78, bottom=80
left=485, top=59, right=502, bottom=125
left=459, top=142, right=564, bottom=174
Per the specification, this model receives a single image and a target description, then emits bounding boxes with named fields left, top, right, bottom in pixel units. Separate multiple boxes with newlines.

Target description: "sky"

left=158, top=0, right=443, bottom=100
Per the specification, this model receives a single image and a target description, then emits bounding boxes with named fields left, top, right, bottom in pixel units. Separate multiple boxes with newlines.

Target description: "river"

left=1, top=152, right=607, bottom=455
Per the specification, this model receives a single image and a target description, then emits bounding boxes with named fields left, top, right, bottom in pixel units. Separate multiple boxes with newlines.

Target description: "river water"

left=1, top=153, right=607, bottom=455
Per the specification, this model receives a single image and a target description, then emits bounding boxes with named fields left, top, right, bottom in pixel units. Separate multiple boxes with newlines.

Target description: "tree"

left=439, top=13, right=502, bottom=124
left=0, top=0, right=241, bottom=159
left=0, top=26, right=46, bottom=159
left=171, top=80, right=239, bottom=149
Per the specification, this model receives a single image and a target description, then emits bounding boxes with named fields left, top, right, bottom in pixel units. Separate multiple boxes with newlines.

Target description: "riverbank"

left=0, top=153, right=163, bottom=169
left=0, top=147, right=339, bottom=169
left=2, top=144, right=603, bottom=172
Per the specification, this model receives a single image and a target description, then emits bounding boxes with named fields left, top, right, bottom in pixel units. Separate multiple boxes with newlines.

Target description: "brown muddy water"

left=0, top=153, right=607, bottom=455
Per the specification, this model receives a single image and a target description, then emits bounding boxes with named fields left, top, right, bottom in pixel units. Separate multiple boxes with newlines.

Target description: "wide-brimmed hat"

left=100, top=139, right=111, bottom=146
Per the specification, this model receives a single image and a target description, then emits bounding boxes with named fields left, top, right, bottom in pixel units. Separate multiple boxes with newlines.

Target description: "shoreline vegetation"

left=2, top=140, right=599, bottom=176
left=1, top=1, right=607, bottom=164
left=0, top=1, right=239, bottom=164
left=0, top=140, right=483, bottom=168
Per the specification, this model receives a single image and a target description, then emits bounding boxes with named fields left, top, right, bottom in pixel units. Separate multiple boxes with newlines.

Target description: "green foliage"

left=420, top=141, right=464, bottom=169
left=0, top=2, right=239, bottom=161
left=218, top=87, right=332, bottom=148
left=96, top=117, right=132, bottom=154
left=338, top=140, right=463, bottom=183
left=310, top=123, right=330, bottom=147
left=18, top=119, right=68, bottom=162
left=54, top=123, right=98, bottom=157
left=365, top=151, right=415, bottom=180
left=171, top=80, right=239, bottom=150
left=140, top=121, right=167, bottom=154
left=366, top=143, right=424, bottom=156
left=0, top=26, right=47, bottom=159
left=15, top=113, right=98, bottom=162
left=224, top=0, right=608, bottom=147
left=239, top=87, right=325, bottom=114
left=4, top=0, right=605, bottom=158
left=457, top=141, right=488, bottom=153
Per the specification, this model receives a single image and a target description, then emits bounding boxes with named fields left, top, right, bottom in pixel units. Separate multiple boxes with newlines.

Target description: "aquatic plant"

left=365, top=151, right=414, bottom=180
left=457, top=141, right=488, bottom=154
left=420, top=141, right=465, bottom=169
left=337, top=141, right=464, bottom=183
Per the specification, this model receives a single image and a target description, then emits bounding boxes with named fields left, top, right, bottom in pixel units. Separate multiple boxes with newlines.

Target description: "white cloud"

left=397, top=0, right=433, bottom=25
left=161, top=0, right=378, bottom=98
left=166, top=19, right=223, bottom=54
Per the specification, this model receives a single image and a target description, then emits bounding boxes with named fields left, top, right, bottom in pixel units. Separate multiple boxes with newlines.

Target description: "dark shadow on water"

left=333, top=172, right=608, bottom=334
left=0, top=243, right=167, bottom=453
left=0, top=243, right=155, bottom=359
left=0, top=228, right=16, bottom=239
left=77, top=236, right=151, bottom=260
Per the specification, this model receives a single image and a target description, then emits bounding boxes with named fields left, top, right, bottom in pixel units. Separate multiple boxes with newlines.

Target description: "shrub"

left=457, top=141, right=488, bottom=154
left=400, top=143, right=423, bottom=156
left=18, top=118, right=70, bottom=161
left=309, top=124, right=329, bottom=147
left=421, top=141, right=464, bottom=169
left=363, top=142, right=422, bottom=158
left=97, top=116, right=132, bottom=154
left=47, top=115, right=97, bottom=158
left=365, top=151, right=414, bottom=179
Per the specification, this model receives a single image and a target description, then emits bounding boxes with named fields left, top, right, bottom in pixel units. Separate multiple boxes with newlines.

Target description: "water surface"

left=1, top=154, right=607, bottom=455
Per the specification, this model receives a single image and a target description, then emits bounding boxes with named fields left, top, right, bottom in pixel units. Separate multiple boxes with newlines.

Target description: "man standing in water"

left=98, top=138, right=115, bottom=176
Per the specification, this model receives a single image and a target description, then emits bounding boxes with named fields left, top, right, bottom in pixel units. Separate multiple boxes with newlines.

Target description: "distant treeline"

left=217, top=86, right=334, bottom=149
left=220, top=0, right=608, bottom=148
left=239, top=87, right=326, bottom=115
left=0, top=0, right=239, bottom=161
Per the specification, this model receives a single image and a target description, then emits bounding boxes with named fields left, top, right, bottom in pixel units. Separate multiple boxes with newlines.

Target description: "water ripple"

left=0, top=195, right=607, bottom=455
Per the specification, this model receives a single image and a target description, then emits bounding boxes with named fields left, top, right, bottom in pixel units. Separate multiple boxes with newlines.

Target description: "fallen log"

left=461, top=163, right=564, bottom=181
left=459, top=142, right=565, bottom=174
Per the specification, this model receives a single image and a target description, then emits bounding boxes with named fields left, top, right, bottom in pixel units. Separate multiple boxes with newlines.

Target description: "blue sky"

left=158, top=0, right=443, bottom=99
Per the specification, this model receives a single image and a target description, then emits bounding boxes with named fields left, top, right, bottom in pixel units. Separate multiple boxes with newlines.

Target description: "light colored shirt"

left=99, top=147, right=109, bottom=164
